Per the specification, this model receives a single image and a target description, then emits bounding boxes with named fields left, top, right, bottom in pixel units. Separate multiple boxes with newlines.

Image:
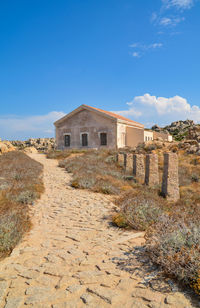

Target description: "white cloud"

left=130, top=42, right=163, bottom=57
left=150, top=43, right=163, bottom=48
left=162, top=0, right=194, bottom=9
left=113, top=94, right=200, bottom=127
left=151, top=0, right=195, bottom=32
left=134, top=93, right=191, bottom=114
left=151, top=12, right=158, bottom=23
left=112, top=107, right=142, bottom=118
left=160, top=16, right=184, bottom=26
left=130, top=42, right=163, bottom=50
left=0, top=111, right=65, bottom=140
left=132, top=52, right=141, bottom=58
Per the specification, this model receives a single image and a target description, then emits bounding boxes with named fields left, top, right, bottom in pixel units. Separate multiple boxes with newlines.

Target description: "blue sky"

left=0, top=0, right=200, bottom=139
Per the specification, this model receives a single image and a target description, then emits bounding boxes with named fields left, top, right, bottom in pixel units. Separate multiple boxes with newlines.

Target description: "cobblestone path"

left=0, top=154, right=197, bottom=308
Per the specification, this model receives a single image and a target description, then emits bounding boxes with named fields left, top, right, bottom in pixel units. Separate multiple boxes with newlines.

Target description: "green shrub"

left=191, top=173, right=199, bottom=183
left=112, top=213, right=128, bottom=228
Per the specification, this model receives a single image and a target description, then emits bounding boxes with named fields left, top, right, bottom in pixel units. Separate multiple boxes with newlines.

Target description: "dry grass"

left=46, top=149, right=88, bottom=160
left=0, top=151, right=44, bottom=258
left=60, top=149, right=133, bottom=195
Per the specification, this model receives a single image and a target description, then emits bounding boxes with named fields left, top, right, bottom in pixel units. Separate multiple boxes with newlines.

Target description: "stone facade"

left=145, top=154, right=159, bottom=187
left=54, top=105, right=144, bottom=150
left=55, top=109, right=117, bottom=149
left=133, top=154, right=145, bottom=182
left=162, top=152, right=180, bottom=201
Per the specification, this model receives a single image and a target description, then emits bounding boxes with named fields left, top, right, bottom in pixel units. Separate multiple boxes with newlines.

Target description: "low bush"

left=112, top=212, right=128, bottom=228
left=115, top=189, right=167, bottom=231
left=0, top=151, right=44, bottom=258
left=145, top=207, right=200, bottom=295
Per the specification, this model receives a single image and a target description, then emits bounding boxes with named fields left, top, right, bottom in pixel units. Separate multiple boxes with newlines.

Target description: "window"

left=145, top=136, right=148, bottom=141
left=64, top=134, right=70, bottom=147
left=81, top=133, right=88, bottom=146
left=100, top=133, right=107, bottom=146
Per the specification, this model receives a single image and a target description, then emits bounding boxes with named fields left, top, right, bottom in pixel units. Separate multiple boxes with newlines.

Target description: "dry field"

left=0, top=151, right=44, bottom=259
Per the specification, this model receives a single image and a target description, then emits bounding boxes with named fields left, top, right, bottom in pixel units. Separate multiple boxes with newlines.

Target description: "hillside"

left=152, top=120, right=200, bottom=142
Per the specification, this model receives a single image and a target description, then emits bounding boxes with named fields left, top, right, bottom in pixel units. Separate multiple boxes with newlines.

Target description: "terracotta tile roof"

left=83, top=105, right=144, bottom=128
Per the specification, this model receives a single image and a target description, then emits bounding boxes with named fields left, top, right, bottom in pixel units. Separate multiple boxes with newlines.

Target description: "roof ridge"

left=83, top=104, right=143, bottom=127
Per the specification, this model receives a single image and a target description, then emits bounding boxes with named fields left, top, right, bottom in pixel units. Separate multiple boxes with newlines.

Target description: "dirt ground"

left=0, top=154, right=198, bottom=308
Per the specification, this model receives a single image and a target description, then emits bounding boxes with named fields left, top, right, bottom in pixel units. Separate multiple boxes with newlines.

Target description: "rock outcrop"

left=0, top=140, right=15, bottom=154
left=11, top=138, right=55, bottom=152
left=152, top=120, right=198, bottom=142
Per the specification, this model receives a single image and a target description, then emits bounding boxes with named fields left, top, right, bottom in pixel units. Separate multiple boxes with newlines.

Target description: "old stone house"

left=54, top=104, right=171, bottom=149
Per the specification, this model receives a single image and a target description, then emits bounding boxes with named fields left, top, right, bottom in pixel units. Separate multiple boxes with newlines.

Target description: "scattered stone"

left=87, top=286, right=120, bottom=304
left=132, top=288, right=163, bottom=303
left=80, top=293, right=95, bottom=304
left=5, top=297, right=23, bottom=308
left=18, top=269, right=39, bottom=279
left=165, top=293, right=192, bottom=307
left=0, top=281, right=9, bottom=299
left=117, top=278, right=136, bottom=291
left=66, top=285, right=83, bottom=294
left=43, top=265, right=68, bottom=277
left=25, top=286, right=66, bottom=305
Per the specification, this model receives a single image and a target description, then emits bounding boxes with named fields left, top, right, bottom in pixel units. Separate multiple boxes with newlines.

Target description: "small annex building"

left=54, top=104, right=145, bottom=149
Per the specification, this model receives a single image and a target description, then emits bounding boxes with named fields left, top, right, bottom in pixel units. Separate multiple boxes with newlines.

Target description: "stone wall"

left=153, top=131, right=170, bottom=141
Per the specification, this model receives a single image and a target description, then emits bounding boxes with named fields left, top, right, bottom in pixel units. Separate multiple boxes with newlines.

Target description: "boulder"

left=10, top=138, right=55, bottom=152
left=24, top=147, right=38, bottom=154
left=0, top=141, right=15, bottom=154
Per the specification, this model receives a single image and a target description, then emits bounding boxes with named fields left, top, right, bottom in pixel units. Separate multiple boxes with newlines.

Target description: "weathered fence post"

left=125, top=153, right=133, bottom=174
left=117, top=153, right=126, bottom=169
left=133, top=154, right=145, bottom=183
left=162, top=152, right=180, bottom=202
left=145, top=154, right=159, bottom=187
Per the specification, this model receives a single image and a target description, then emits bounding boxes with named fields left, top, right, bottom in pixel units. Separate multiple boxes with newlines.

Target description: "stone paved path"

left=0, top=154, right=198, bottom=308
